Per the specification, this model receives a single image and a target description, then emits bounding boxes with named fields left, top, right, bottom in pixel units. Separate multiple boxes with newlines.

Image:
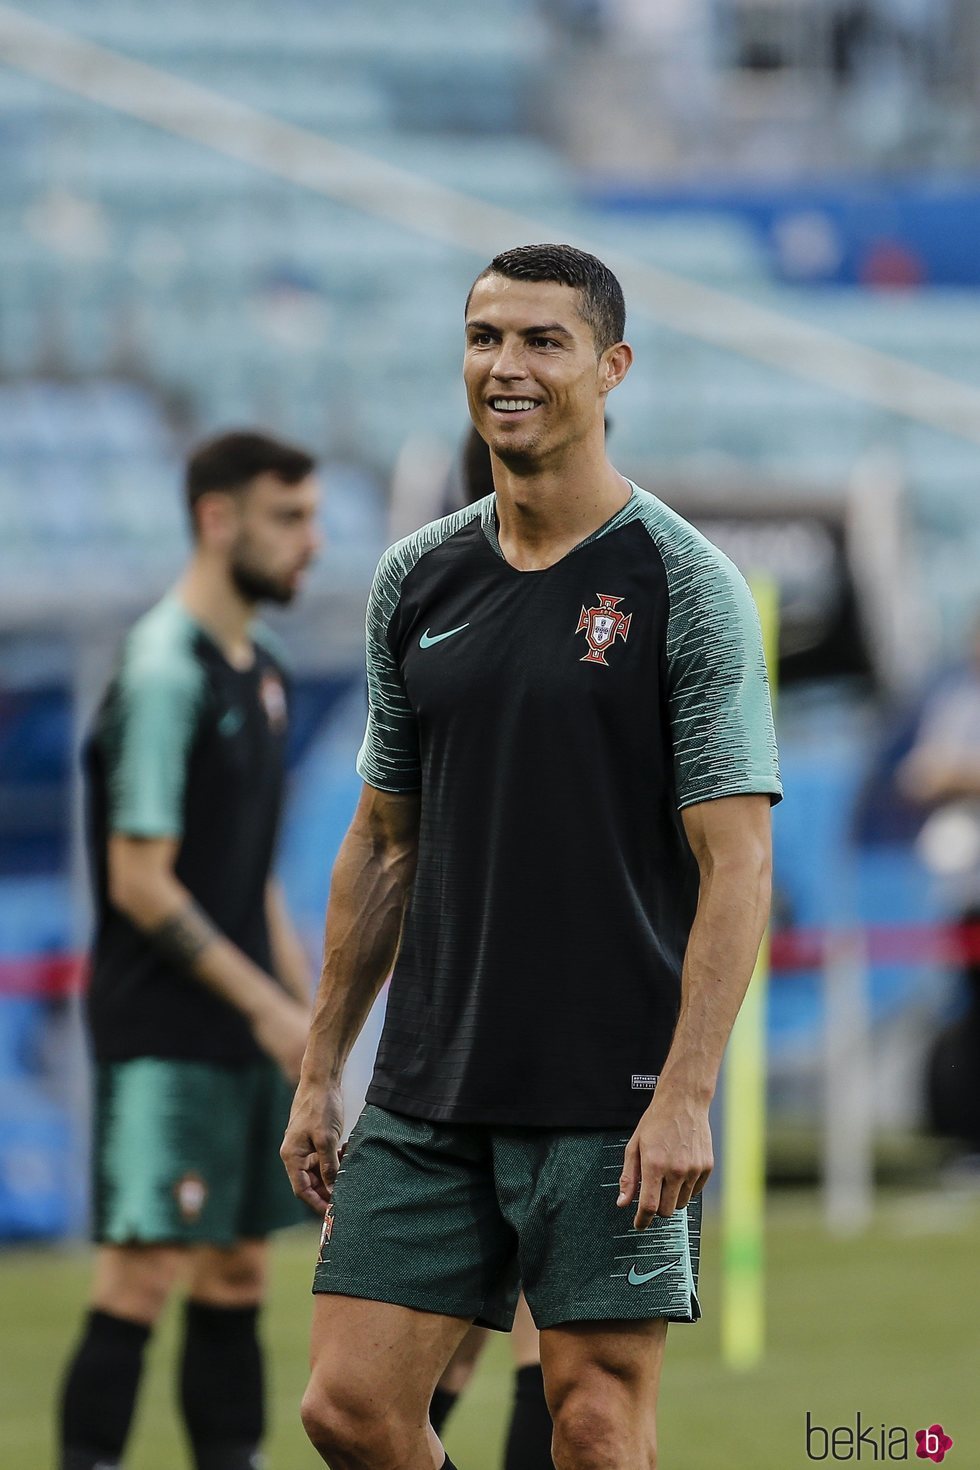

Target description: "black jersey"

left=85, top=597, right=290, bottom=1066
left=358, top=485, right=782, bottom=1129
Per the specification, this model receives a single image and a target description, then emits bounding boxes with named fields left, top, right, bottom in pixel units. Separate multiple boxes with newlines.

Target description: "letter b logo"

left=806, top=1412, right=828, bottom=1460
left=915, top=1422, right=953, bottom=1463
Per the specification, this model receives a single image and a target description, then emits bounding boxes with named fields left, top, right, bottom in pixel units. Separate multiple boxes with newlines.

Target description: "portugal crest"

left=316, top=1205, right=335, bottom=1265
left=173, top=1171, right=207, bottom=1223
left=576, top=593, right=632, bottom=666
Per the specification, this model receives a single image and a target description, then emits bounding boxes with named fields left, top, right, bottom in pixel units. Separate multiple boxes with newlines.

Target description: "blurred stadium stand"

left=2, top=0, right=980, bottom=1235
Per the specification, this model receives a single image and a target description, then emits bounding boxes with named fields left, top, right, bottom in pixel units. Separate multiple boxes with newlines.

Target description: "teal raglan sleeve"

left=665, top=540, right=782, bottom=810
left=355, top=549, right=422, bottom=792
left=106, top=638, right=206, bottom=837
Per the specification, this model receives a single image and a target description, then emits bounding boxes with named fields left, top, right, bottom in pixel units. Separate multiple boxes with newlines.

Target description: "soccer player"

left=58, top=431, right=321, bottom=1470
left=282, top=244, right=782, bottom=1470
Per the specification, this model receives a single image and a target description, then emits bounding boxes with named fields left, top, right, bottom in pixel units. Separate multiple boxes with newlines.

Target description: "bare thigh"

left=541, top=1319, right=669, bottom=1470
left=303, top=1294, right=472, bottom=1470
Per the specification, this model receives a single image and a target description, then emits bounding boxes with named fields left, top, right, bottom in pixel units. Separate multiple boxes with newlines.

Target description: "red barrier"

left=770, top=919, right=980, bottom=970
left=1, top=921, right=979, bottom=998
left=0, top=954, right=86, bottom=998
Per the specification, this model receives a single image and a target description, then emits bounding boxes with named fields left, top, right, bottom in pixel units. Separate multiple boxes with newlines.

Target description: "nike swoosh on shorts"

left=627, top=1259, right=681, bottom=1286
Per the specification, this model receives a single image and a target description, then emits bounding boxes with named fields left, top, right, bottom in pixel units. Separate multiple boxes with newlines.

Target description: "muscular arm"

left=617, top=793, right=772, bottom=1228
left=108, top=834, right=309, bottom=1080
left=280, top=783, right=420, bottom=1212
left=265, top=878, right=313, bottom=1003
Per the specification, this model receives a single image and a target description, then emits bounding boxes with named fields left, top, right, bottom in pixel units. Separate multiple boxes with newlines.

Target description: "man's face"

left=228, top=472, right=321, bottom=604
left=463, top=275, right=618, bottom=469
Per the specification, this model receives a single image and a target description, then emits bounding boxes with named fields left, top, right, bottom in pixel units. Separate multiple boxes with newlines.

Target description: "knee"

left=92, top=1246, right=183, bottom=1326
left=299, top=1384, right=343, bottom=1457
left=191, top=1243, right=267, bottom=1307
left=300, top=1378, right=403, bottom=1467
left=551, top=1380, right=655, bottom=1470
left=113, top=1272, right=172, bottom=1325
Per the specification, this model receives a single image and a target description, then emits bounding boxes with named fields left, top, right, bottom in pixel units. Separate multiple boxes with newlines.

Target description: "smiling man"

left=283, top=244, right=782, bottom=1470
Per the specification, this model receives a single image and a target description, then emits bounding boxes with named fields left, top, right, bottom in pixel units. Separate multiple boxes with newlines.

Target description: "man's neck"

left=176, top=555, right=256, bottom=669
left=492, top=450, right=631, bottom=573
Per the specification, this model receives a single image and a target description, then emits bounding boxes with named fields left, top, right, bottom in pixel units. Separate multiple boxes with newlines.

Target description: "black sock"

left=179, top=1301, right=264, bottom=1470
left=430, top=1385, right=459, bottom=1434
left=59, top=1308, right=151, bottom=1470
left=442, top=1458, right=460, bottom=1470
left=504, top=1363, right=554, bottom=1470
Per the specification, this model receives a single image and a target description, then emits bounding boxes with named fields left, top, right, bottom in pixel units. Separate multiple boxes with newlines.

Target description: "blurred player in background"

left=58, top=431, right=320, bottom=1470
left=431, top=1296, right=549, bottom=1470
left=440, top=421, right=496, bottom=516
left=899, top=610, right=980, bottom=1166
left=283, top=244, right=781, bottom=1470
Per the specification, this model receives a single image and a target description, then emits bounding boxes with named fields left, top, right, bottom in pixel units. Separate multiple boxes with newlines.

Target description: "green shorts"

left=312, top=1105, right=701, bottom=1331
left=93, top=1057, right=309, bottom=1246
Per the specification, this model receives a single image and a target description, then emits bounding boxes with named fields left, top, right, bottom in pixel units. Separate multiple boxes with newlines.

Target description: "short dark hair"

left=467, top=243, right=626, bottom=354
left=186, top=430, right=316, bottom=530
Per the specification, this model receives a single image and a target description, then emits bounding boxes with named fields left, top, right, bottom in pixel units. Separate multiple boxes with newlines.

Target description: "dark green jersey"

left=85, top=597, right=290, bottom=1065
left=358, top=483, right=782, bottom=1128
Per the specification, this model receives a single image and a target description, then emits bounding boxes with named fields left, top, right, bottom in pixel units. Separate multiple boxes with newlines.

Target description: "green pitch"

left=3, top=1191, right=976, bottom=1469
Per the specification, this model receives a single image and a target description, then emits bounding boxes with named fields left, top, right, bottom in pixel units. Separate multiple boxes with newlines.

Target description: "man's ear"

left=601, top=340, right=633, bottom=395
left=194, top=490, right=238, bottom=550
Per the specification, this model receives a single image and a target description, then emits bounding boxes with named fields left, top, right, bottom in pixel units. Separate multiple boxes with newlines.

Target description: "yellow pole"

left=720, top=575, right=779, bottom=1370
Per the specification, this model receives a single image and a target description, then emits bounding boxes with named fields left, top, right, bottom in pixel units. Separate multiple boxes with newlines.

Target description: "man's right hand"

left=250, top=991, right=310, bottom=1083
left=280, top=1080, right=344, bottom=1215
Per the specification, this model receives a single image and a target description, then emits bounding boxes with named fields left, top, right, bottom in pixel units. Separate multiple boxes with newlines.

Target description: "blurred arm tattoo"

left=151, top=904, right=220, bottom=974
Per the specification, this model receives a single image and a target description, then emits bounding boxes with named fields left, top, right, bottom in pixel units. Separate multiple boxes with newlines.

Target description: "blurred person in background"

left=899, top=609, right=980, bottom=1169
left=282, top=244, right=780, bottom=1470
left=440, top=422, right=497, bottom=516
left=58, top=430, right=321, bottom=1470
left=431, top=1297, right=548, bottom=1470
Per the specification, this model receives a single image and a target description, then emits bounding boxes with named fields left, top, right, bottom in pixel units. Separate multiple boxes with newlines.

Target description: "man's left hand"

left=616, top=1088, right=713, bottom=1230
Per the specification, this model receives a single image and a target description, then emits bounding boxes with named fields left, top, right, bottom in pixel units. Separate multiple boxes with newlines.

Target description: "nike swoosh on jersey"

left=627, top=1259, right=681, bottom=1286
left=419, top=623, right=470, bottom=649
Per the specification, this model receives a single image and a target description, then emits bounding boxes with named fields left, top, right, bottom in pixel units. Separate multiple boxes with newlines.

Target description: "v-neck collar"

left=480, top=482, right=638, bottom=573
